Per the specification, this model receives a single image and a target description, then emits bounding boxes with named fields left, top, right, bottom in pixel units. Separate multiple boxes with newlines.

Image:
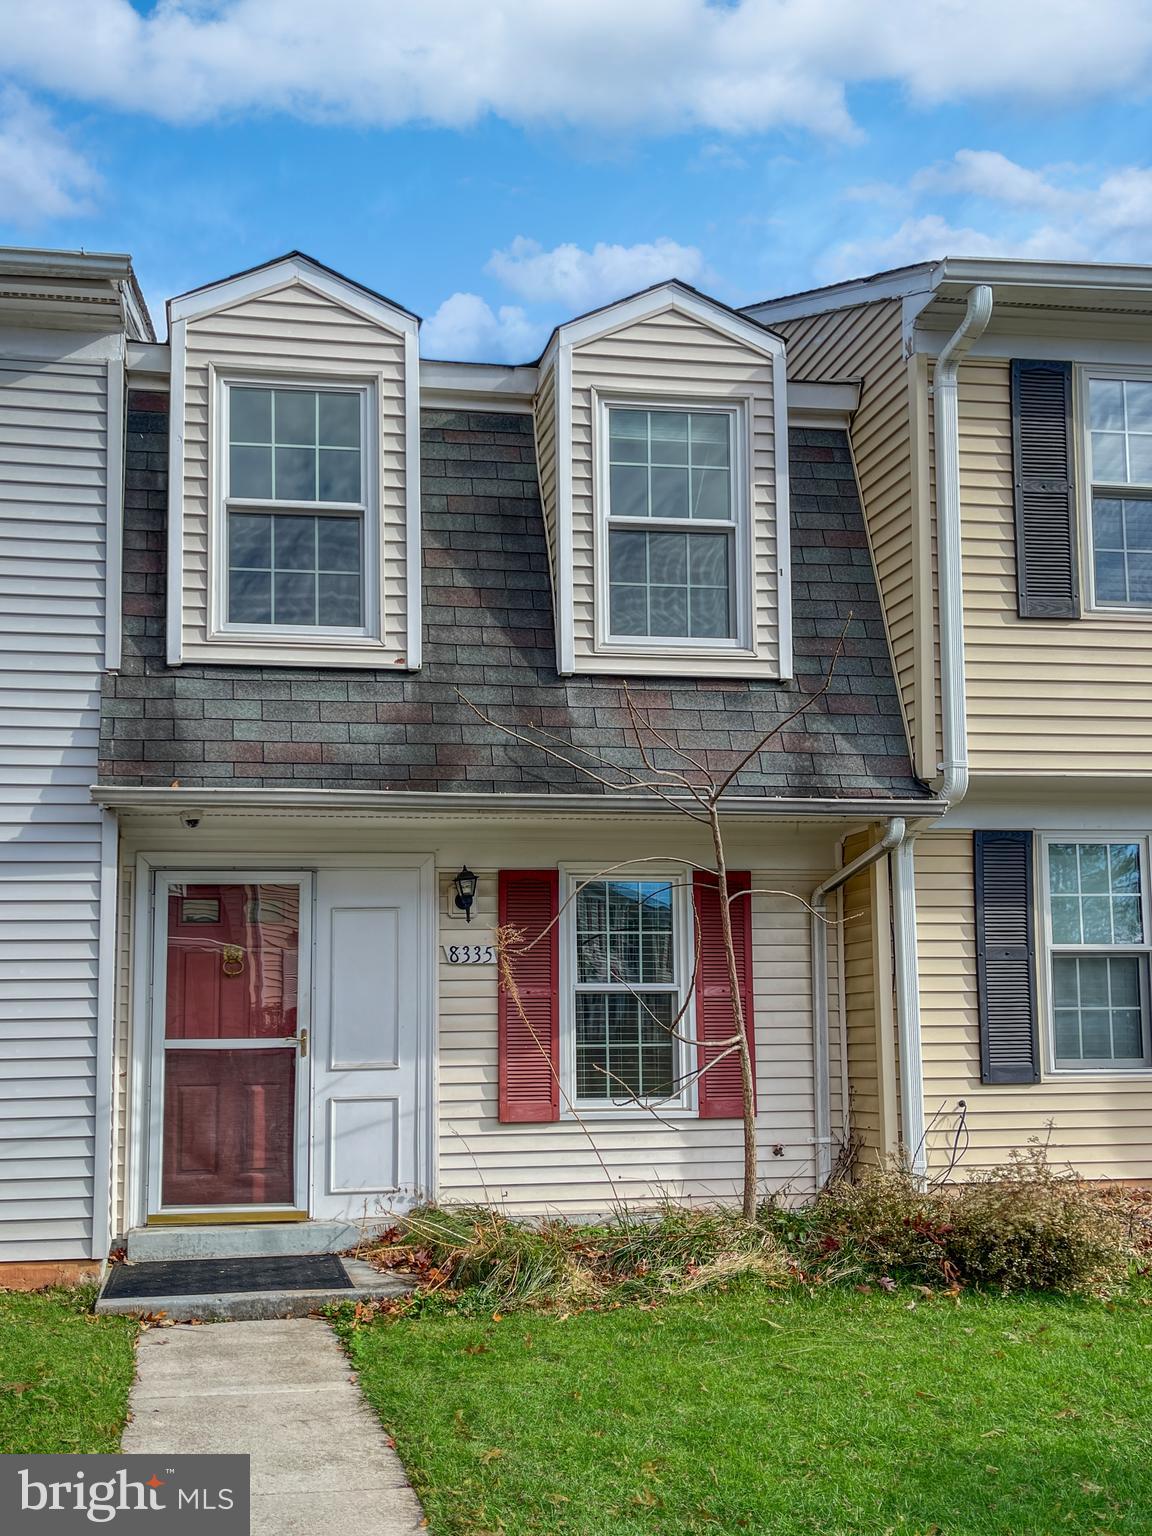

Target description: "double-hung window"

left=570, top=877, right=689, bottom=1108
left=1045, top=838, right=1152, bottom=1070
left=224, top=382, right=370, bottom=631
left=1085, top=374, right=1152, bottom=608
left=605, top=405, right=740, bottom=644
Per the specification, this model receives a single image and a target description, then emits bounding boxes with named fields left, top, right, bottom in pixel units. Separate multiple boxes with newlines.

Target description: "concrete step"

left=126, top=1220, right=382, bottom=1262
left=95, top=1257, right=411, bottom=1322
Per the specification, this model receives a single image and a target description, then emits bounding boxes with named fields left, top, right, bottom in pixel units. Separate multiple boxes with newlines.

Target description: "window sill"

left=1041, top=1067, right=1152, bottom=1081
left=184, top=631, right=412, bottom=670
left=561, top=1108, right=697, bottom=1122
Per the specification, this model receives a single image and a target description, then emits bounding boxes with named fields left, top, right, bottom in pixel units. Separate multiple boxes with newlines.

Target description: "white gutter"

left=91, top=783, right=943, bottom=821
left=810, top=816, right=906, bottom=1185
left=931, top=283, right=993, bottom=805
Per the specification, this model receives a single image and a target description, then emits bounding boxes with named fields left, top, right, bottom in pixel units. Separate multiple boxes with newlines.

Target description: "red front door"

left=160, top=882, right=303, bottom=1207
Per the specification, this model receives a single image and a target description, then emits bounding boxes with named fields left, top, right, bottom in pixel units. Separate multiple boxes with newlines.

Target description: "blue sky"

left=2, top=2, right=1152, bottom=357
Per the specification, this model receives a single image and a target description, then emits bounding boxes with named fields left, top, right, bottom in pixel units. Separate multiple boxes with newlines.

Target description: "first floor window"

left=572, top=878, right=683, bottom=1103
left=605, top=405, right=738, bottom=642
left=1046, top=839, right=1152, bottom=1069
left=224, top=380, right=368, bottom=630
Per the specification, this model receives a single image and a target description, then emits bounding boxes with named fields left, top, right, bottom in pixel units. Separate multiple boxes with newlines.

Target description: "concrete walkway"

left=123, top=1319, right=426, bottom=1535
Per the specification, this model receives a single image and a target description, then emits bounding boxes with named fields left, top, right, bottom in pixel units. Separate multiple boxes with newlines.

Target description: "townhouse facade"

left=4, top=243, right=1151, bottom=1280
left=752, top=258, right=1152, bottom=1184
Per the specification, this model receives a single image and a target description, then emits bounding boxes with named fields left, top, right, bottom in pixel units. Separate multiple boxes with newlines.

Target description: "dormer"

left=533, top=282, right=790, bottom=679
left=165, top=253, right=421, bottom=669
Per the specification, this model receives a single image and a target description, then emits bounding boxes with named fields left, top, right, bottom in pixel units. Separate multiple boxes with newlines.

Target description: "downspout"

left=811, top=817, right=906, bottom=1185
left=885, top=283, right=994, bottom=1175
left=932, top=283, right=994, bottom=805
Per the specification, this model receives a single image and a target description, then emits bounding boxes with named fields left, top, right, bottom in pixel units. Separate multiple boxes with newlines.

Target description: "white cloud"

left=421, top=292, right=544, bottom=362
left=823, top=153, right=1152, bottom=278
left=2, top=1, right=1152, bottom=138
left=0, top=87, right=98, bottom=223
left=486, top=236, right=706, bottom=309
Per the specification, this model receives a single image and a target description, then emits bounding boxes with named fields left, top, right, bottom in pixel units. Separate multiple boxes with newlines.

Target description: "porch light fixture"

left=453, top=866, right=478, bottom=923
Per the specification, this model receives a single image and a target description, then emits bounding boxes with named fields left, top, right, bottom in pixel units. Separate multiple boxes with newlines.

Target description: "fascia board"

left=559, top=286, right=785, bottom=360
left=169, top=257, right=420, bottom=338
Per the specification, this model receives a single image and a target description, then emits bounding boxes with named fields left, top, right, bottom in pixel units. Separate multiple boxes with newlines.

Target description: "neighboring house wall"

left=0, top=341, right=116, bottom=1261
left=762, top=301, right=923, bottom=768
left=917, top=830, right=1152, bottom=1181
left=534, top=355, right=558, bottom=593
left=102, top=400, right=921, bottom=800
left=954, top=359, right=1152, bottom=776
left=177, top=281, right=412, bottom=667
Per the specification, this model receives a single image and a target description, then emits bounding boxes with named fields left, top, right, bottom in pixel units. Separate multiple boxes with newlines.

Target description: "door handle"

left=296, top=1029, right=308, bottom=1058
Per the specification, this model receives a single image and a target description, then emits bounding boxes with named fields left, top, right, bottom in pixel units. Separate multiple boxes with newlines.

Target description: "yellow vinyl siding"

left=840, top=828, right=899, bottom=1167
left=917, top=831, right=1152, bottom=1181
left=774, top=301, right=921, bottom=766
left=568, top=307, right=781, bottom=678
left=180, top=282, right=410, bottom=666
left=533, top=356, right=558, bottom=599
left=950, top=358, right=1152, bottom=775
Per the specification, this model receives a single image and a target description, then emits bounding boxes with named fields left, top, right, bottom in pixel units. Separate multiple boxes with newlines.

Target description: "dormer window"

left=605, top=403, right=739, bottom=643
left=166, top=253, right=420, bottom=669
left=224, top=381, right=371, bottom=632
left=533, top=283, right=789, bottom=681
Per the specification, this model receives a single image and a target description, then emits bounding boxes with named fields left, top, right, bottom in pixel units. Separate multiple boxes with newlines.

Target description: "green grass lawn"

left=0, top=1289, right=137, bottom=1454
left=343, top=1286, right=1152, bottom=1536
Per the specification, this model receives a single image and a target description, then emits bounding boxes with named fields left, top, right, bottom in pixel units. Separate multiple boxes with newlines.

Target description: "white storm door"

left=310, top=867, right=431, bottom=1219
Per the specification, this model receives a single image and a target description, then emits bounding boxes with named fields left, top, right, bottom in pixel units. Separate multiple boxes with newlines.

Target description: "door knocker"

left=221, top=944, right=245, bottom=977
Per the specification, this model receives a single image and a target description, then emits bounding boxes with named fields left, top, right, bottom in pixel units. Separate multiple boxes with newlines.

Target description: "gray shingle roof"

left=100, top=395, right=925, bottom=800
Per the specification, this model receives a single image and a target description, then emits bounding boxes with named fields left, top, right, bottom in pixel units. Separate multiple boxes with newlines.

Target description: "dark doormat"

left=102, top=1253, right=353, bottom=1300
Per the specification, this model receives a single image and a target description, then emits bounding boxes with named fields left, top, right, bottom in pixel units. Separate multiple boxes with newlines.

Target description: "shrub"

left=809, top=1146, right=1132, bottom=1293
left=366, top=1202, right=790, bottom=1313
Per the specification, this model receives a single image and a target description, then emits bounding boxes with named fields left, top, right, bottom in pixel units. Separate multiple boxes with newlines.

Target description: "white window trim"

left=558, top=866, right=698, bottom=1118
left=209, top=367, right=384, bottom=647
left=1077, top=364, right=1152, bottom=618
left=1037, top=831, right=1152, bottom=1078
left=165, top=257, right=422, bottom=669
left=592, top=391, right=754, bottom=658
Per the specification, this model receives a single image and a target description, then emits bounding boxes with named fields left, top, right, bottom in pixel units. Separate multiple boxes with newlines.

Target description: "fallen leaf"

left=481, top=1448, right=504, bottom=1465
left=0, top=1383, right=33, bottom=1395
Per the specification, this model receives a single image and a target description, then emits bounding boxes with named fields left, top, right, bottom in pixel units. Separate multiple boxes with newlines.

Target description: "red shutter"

left=498, top=869, right=560, bottom=1123
left=693, top=870, right=755, bottom=1119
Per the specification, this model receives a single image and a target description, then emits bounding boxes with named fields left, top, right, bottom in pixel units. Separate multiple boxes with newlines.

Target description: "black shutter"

left=974, top=830, right=1040, bottom=1085
left=1011, top=359, right=1079, bottom=619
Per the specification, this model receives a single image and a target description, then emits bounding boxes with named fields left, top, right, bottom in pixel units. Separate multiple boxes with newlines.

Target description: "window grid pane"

left=1047, top=842, right=1143, bottom=946
left=1052, top=955, right=1148, bottom=1066
left=1090, top=378, right=1152, bottom=488
left=229, top=386, right=362, bottom=506
left=1092, top=495, right=1152, bottom=606
left=609, top=528, right=733, bottom=640
left=575, top=992, right=678, bottom=1100
left=228, top=512, right=363, bottom=627
left=607, top=407, right=733, bottom=524
left=574, top=880, right=680, bottom=1102
left=1048, top=840, right=1151, bottom=1070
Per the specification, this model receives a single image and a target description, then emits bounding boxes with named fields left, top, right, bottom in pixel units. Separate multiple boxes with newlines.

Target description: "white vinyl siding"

left=109, top=816, right=842, bottom=1225
left=179, top=282, right=411, bottom=667
left=0, top=353, right=110, bottom=1261
left=568, top=305, right=782, bottom=678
